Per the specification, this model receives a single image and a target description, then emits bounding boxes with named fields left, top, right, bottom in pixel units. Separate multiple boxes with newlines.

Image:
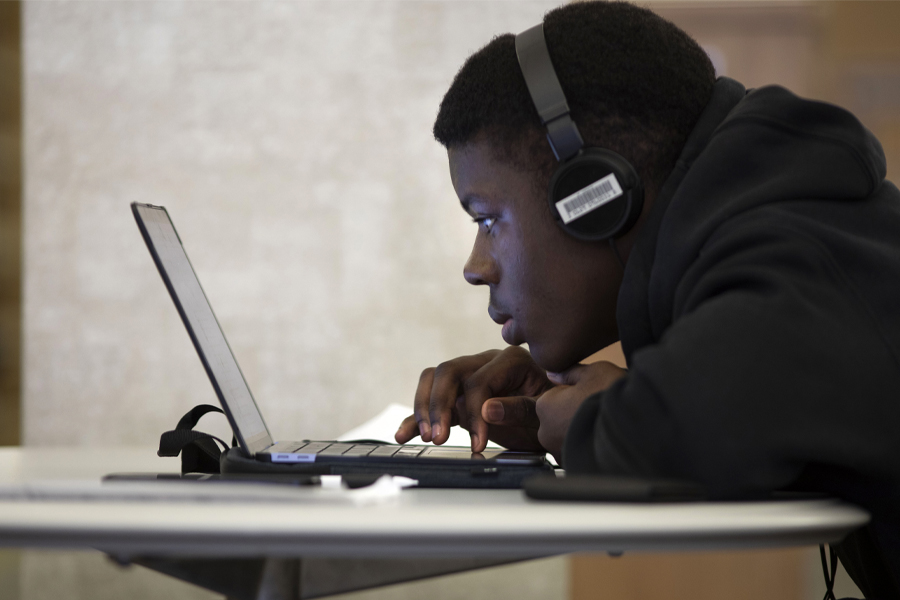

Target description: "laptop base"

left=222, top=448, right=554, bottom=489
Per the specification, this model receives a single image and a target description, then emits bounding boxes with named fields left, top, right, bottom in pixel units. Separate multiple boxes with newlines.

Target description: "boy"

left=396, top=2, right=900, bottom=595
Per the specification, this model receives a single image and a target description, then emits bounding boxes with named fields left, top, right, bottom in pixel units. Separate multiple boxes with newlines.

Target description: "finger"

left=394, top=414, right=419, bottom=444
left=495, top=346, right=554, bottom=395
left=455, top=396, right=470, bottom=431
left=482, top=396, right=540, bottom=429
left=413, top=368, right=436, bottom=442
left=534, top=387, right=588, bottom=460
left=461, top=379, right=494, bottom=453
left=462, top=351, right=539, bottom=453
left=428, top=363, right=467, bottom=445
left=455, top=347, right=550, bottom=452
left=546, top=363, right=589, bottom=386
left=546, top=372, right=565, bottom=385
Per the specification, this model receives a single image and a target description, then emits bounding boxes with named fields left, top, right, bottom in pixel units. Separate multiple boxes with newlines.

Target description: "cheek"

left=518, top=235, right=583, bottom=310
left=513, top=255, right=573, bottom=327
left=524, top=242, right=619, bottom=340
left=495, top=225, right=534, bottom=291
left=500, top=204, right=607, bottom=325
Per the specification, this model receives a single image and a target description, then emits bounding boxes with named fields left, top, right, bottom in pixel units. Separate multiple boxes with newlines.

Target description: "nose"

left=463, top=238, right=498, bottom=286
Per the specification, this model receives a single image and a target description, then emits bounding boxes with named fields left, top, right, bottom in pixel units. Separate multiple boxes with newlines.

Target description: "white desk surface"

left=0, top=447, right=870, bottom=559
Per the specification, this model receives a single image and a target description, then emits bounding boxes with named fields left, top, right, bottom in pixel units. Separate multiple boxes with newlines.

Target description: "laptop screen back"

left=132, top=203, right=274, bottom=455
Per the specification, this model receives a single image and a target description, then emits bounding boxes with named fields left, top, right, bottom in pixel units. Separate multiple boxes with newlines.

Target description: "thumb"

left=482, top=396, right=540, bottom=428
left=546, top=363, right=590, bottom=386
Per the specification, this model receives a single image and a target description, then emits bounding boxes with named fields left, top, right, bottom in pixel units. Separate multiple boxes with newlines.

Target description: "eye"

left=473, top=216, right=497, bottom=233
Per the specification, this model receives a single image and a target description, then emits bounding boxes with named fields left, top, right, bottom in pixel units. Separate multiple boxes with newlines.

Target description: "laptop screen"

left=132, top=203, right=274, bottom=455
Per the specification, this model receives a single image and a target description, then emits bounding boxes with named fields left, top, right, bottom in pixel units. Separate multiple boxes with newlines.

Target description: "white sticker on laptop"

left=555, top=173, right=624, bottom=224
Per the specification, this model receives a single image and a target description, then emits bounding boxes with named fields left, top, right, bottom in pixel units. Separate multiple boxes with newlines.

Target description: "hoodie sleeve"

left=562, top=208, right=900, bottom=497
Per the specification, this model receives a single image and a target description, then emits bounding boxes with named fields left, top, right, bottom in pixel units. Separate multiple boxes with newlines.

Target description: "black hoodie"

left=563, top=78, right=900, bottom=597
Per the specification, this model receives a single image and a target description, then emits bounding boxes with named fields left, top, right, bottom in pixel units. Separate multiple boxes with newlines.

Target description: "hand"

left=394, top=346, right=554, bottom=452
left=481, top=361, right=626, bottom=463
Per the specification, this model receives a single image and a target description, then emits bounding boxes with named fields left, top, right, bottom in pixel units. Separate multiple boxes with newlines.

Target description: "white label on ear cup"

left=555, top=173, right=624, bottom=225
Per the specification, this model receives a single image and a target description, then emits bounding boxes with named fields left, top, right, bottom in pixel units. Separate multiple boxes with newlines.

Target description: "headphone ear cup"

left=548, top=148, right=644, bottom=242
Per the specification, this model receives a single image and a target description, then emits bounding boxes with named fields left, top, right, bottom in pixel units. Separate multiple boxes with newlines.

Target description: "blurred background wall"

left=21, top=0, right=552, bottom=448
left=2, top=1, right=899, bottom=599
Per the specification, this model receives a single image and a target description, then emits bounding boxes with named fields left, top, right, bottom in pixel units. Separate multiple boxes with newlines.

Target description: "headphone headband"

left=515, top=24, right=584, bottom=161
left=514, top=22, right=644, bottom=243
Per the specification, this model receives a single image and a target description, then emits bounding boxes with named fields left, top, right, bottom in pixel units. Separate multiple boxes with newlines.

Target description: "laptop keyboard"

left=283, top=442, right=421, bottom=458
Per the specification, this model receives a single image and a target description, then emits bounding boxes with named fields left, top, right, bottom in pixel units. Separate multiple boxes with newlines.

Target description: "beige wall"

left=22, top=0, right=565, bottom=447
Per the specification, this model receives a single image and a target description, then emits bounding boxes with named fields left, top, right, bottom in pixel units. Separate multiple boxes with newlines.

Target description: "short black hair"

left=433, top=1, right=716, bottom=194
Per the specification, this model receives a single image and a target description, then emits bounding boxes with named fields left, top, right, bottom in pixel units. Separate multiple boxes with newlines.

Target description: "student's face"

left=449, top=139, right=623, bottom=372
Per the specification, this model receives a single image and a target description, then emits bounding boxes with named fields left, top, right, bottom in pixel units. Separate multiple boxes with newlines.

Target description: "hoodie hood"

left=619, top=77, right=889, bottom=358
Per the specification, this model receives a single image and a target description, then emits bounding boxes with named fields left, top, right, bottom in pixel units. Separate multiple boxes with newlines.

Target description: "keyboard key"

left=393, top=446, right=424, bottom=458
left=342, top=445, right=378, bottom=457
left=294, top=442, right=330, bottom=455
left=318, top=443, right=355, bottom=456
left=367, top=445, right=402, bottom=457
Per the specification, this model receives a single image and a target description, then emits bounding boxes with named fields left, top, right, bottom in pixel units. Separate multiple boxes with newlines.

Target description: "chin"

left=528, top=344, right=580, bottom=374
left=530, top=336, right=613, bottom=373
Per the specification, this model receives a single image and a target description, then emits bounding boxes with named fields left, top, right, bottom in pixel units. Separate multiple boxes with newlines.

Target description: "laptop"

left=131, top=202, right=552, bottom=487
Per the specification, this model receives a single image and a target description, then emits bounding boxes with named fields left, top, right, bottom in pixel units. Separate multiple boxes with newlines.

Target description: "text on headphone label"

left=556, top=173, right=624, bottom=224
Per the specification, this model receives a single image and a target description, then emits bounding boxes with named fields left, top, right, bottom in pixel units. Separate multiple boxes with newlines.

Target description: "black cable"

left=820, top=543, right=839, bottom=600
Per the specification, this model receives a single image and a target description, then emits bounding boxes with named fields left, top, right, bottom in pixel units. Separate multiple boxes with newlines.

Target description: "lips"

left=487, top=305, right=510, bottom=326
left=488, top=305, right=516, bottom=345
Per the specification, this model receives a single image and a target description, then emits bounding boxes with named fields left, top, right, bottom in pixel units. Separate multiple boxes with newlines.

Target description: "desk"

left=0, top=448, right=870, bottom=599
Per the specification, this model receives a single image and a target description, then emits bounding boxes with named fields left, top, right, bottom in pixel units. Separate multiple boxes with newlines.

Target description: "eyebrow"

left=460, top=194, right=487, bottom=215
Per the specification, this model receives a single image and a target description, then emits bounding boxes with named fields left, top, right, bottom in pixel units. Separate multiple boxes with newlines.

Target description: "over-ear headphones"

left=515, top=24, right=644, bottom=242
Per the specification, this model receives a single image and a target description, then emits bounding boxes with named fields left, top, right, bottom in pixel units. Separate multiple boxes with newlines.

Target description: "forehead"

left=448, top=141, right=541, bottom=213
